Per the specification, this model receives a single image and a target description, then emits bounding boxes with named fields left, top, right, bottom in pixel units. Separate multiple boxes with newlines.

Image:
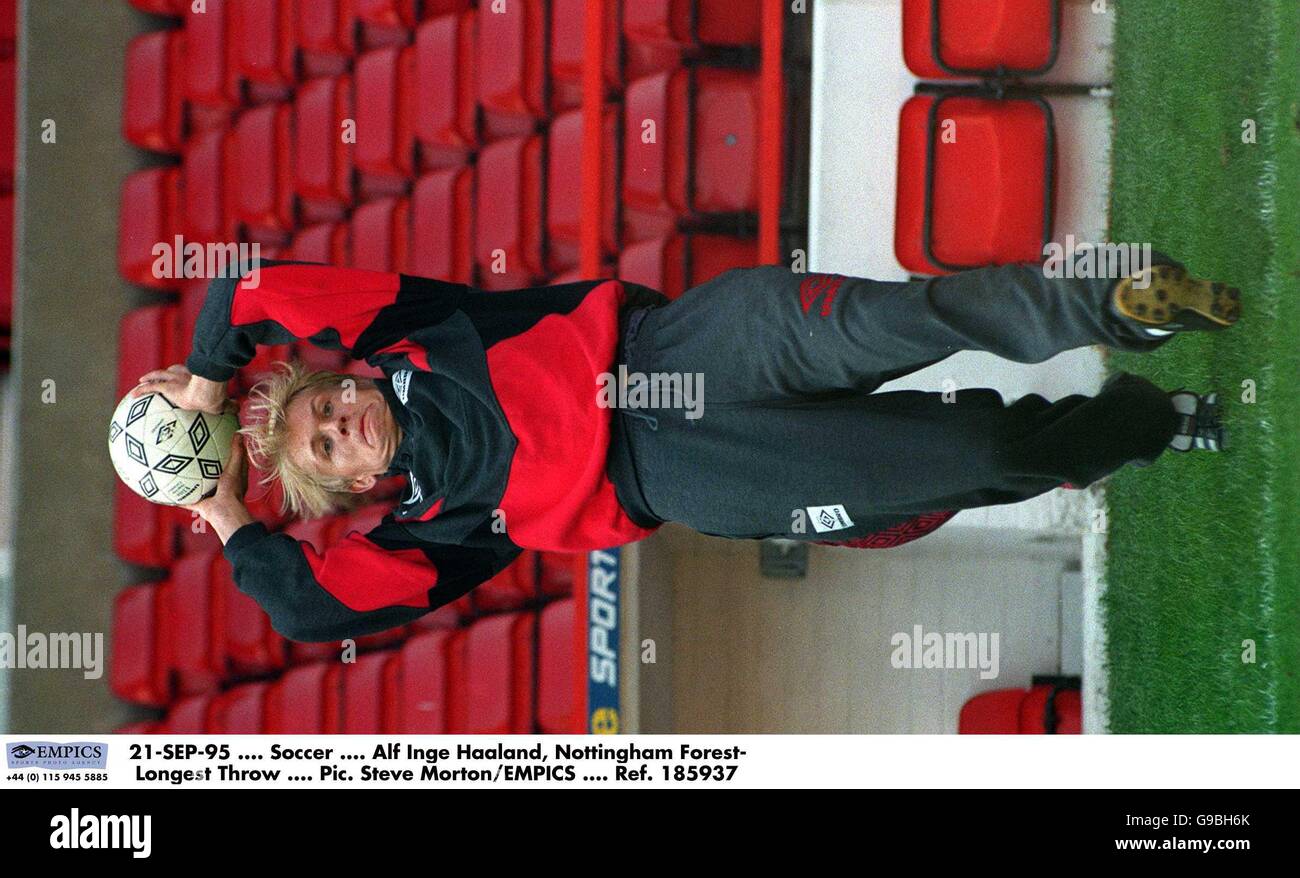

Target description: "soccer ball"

left=108, top=390, right=239, bottom=506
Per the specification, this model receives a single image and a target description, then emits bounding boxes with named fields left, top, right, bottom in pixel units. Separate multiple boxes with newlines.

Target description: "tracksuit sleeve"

left=222, top=518, right=516, bottom=643
left=185, top=260, right=468, bottom=382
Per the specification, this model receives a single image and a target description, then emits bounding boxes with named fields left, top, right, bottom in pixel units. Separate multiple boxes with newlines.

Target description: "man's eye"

left=323, top=438, right=333, bottom=458
left=323, top=402, right=333, bottom=417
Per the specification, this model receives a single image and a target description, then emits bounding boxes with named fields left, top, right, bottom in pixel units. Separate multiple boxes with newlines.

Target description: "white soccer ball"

left=108, top=390, right=239, bottom=506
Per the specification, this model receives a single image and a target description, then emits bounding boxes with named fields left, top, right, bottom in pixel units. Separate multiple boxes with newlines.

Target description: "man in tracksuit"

left=135, top=256, right=1239, bottom=642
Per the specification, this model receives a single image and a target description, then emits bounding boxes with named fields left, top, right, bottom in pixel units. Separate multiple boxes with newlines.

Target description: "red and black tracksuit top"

left=186, top=261, right=666, bottom=642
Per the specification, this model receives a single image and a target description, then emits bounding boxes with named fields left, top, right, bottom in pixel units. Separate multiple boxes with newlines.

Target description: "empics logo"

left=7, top=741, right=107, bottom=770
left=49, top=810, right=151, bottom=859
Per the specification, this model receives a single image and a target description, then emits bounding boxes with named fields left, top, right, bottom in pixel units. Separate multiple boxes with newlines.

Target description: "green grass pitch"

left=1105, top=0, right=1300, bottom=731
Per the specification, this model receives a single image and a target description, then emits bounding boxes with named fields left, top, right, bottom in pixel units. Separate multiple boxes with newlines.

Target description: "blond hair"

left=239, top=361, right=364, bottom=520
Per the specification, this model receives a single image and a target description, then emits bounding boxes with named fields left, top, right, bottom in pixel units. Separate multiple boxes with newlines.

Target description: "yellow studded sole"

left=1113, top=266, right=1241, bottom=329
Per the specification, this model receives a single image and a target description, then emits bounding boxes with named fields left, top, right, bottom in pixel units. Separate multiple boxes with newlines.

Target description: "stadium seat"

left=289, top=221, right=351, bottom=266
left=389, top=629, right=463, bottom=733
left=114, top=304, right=183, bottom=419
left=894, top=93, right=1055, bottom=274
left=0, top=195, right=12, bottom=329
left=215, top=556, right=289, bottom=675
left=546, top=106, right=619, bottom=273
left=293, top=74, right=356, bottom=216
left=181, top=127, right=237, bottom=245
left=472, top=550, right=538, bottom=612
left=409, top=166, right=474, bottom=283
left=550, top=0, right=620, bottom=110
left=184, top=0, right=242, bottom=109
left=109, top=583, right=172, bottom=708
left=165, top=549, right=227, bottom=695
left=537, top=598, right=583, bottom=733
left=123, top=30, right=185, bottom=155
left=297, top=0, right=355, bottom=77
left=538, top=551, right=581, bottom=597
left=231, top=0, right=298, bottom=97
left=624, top=0, right=762, bottom=49
left=413, top=12, right=477, bottom=170
left=409, top=603, right=461, bottom=632
left=160, top=695, right=215, bottom=734
left=454, top=612, right=535, bottom=734
left=902, top=0, right=1059, bottom=80
left=477, top=0, right=548, bottom=140
left=129, top=0, right=185, bottom=16
left=233, top=102, right=296, bottom=242
left=618, top=232, right=758, bottom=299
left=354, top=45, right=417, bottom=185
left=341, top=651, right=392, bottom=733
left=118, top=167, right=183, bottom=289
left=959, top=682, right=1081, bottom=734
left=114, top=481, right=179, bottom=568
left=208, top=682, right=270, bottom=733
left=474, top=134, right=545, bottom=289
left=265, top=662, right=342, bottom=733
left=622, top=68, right=762, bottom=241
left=349, top=195, right=410, bottom=274
left=0, top=57, right=11, bottom=191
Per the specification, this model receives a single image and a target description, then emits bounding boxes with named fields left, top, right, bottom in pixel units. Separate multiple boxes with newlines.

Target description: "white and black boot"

left=1167, top=390, right=1227, bottom=452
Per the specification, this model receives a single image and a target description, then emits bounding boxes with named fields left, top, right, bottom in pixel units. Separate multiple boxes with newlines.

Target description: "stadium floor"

left=1104, top=0, right=1300, bottom=732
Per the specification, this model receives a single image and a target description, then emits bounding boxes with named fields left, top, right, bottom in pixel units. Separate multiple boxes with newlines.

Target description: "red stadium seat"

left=289, top=221, right=351, bottom=265
left=477, top=0, right=548, bottom=139
left=455, top=612, right=535, bottom=734
left=894, top=93, right=1054, bottom=274
left=550, top=0, right=620, bottom=110
left=409, top=166, right=474, bottom=284
left=0, top=57, right=11, bottom=191
left=341, top=651, right=392, bottom=733
left=472, top=550, right=538, bottom=612
left=123, top=30, right=185, bottom=155
left=413, top=11, right=478, bottom=169
left=265, top=662, right=342, bottom=733
left=389, top=629, right=463, bottom=733
left=622, top=68, right=762, bottom=241
left=474, top=134, right=545, bottom=289
left=233, top=102, right=296, bottom=241
left=216, top=556, right=289, bottom=675
left=160, top=694, right=214, bottom=733
left=297, top=0, right=355, bottom=77
left=625, top=0, right=762, bottom=48
left=350, top=196, right=410, bottom=273
left=129, top=0, right=186, bottom=16
left=618, top=233, right=758, bottom=299
left=232, top=0, right=298, bottom=95
left=902, top=0, right=1058, bottom=80
left=959, top=682, right=1081, bottom=734
left=118, top=167, right=183, bottom=289
left=0, top=195, right=12, bottom=329
left=181, top=128, right=237, bottom=245
left=293, top=74, right=356, bottom=215
left=538, top=551, right=581, bottom=597
left=547, top=106, right=619, bottom=273
left=184, top=0, right=242, bottom=109
left=208, top=682, right=270, bottom=733
left=165, top=549, right=226, bottom=695
left=409, top=603, right=461, bottom=632
left=354, top=45, right=416, bottom=184
left=109, top=583, right=172, bottom=708
left=537, top=598, right=583, bottom=733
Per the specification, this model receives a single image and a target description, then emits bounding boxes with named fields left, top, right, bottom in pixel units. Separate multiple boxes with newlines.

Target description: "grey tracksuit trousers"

left=607, top=263, right=1181, bottom=543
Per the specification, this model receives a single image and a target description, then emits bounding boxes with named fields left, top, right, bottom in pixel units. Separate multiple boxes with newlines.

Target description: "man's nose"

left=325, top=412, right=351, bottom=438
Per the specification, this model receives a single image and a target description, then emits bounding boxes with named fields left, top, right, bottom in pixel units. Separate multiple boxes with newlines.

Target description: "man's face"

left=284, top=379, right=401, bottom=492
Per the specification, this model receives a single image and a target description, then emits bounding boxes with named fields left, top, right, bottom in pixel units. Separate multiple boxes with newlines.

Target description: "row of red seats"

left=1, top=0, right=15, bottom=365
left=124, top=0, right=760, bottom=147
left=117, top=597, right=584, bottom=734
left=120, top=64, right=765, bottom=290
left=111, top=526, right=580, bottom=708
left=894, top=0, right=1059, bottom=275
